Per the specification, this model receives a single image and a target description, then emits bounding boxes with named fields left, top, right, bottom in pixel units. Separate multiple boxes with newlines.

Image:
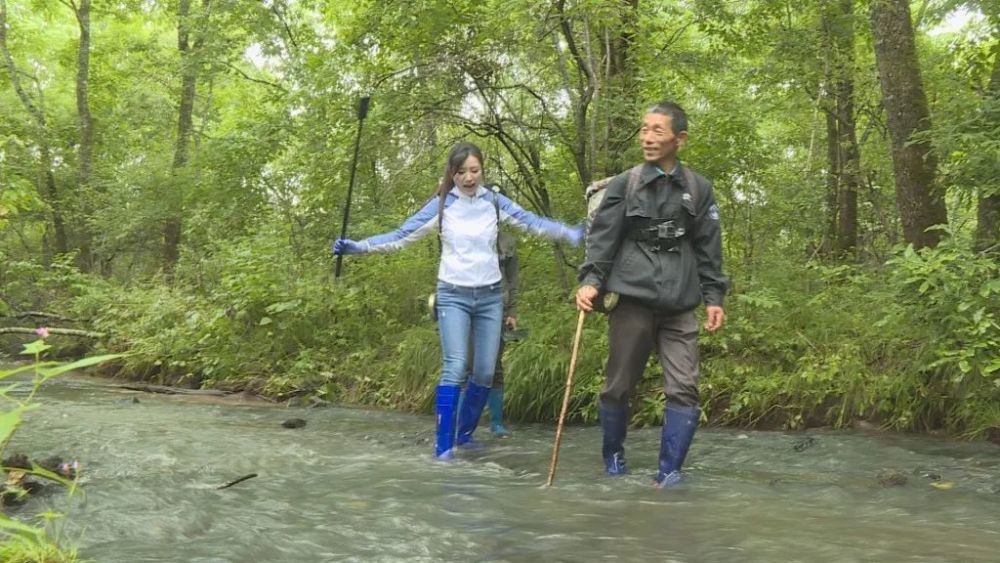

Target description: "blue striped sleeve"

left=497, top=194, right=575, bottom=243
left=360, top=196, right=442, bottom=253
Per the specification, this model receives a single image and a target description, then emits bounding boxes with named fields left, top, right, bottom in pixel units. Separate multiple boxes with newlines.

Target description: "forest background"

left=1, top=0, right=998, bottom=440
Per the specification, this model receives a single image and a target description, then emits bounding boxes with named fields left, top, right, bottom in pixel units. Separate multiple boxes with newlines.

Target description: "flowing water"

left=7, top=372, right=1000, bottom=562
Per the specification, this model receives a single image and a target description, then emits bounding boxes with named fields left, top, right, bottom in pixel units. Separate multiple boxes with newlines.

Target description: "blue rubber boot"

left=456, top=381, right=491, bottom=448
left=653, top=404, right=700, bottom=488
left=487, top=386, right=510, bottom=437
left=600, top=404, right=629, bottom=475
left=435, top=385, right=461, bottom=460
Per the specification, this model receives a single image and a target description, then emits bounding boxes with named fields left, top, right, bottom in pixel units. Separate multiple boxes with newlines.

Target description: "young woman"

left=333, top=142, right=582, bottom=459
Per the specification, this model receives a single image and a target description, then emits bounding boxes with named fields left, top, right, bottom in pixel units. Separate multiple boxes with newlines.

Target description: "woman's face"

left=453, top=154, right=482, bottom=194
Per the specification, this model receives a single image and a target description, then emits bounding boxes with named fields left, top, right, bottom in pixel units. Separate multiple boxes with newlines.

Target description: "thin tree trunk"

left=602, top=0, right=639, bottom=176
left=556, top=0, right=596, bottom=189
left=870, top=0, right=947, bottom=249
left=0, top=0, right=68, bottom=257
left=72, top=0, right=93, bottom=190
left=67, top=0, right=96, bottom=270
left=40, top=146, right=68, bottom=256
left=833, top=0, right=859, bottom=254
left=824, top=102, right=840, bottom=255
left=820, top=2, right=839, bottom=256
left=975, top=44, right=1000, bottom=253
left=165, top=0, right=205, bottom=272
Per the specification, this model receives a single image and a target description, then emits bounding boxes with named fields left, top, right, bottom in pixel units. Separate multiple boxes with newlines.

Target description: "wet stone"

left=792, top=436, right=816, bottom=452
left=281, top=418, right=307, bottom=429
left=876, top=469, right=908, bottom=487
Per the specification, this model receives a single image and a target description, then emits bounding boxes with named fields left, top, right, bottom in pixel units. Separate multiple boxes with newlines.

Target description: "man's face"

left=639, top=113, right=687, bottom=165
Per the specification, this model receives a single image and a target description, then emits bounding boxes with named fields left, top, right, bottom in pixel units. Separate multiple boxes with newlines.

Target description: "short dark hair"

left=646, top=101, right=688, bottom=135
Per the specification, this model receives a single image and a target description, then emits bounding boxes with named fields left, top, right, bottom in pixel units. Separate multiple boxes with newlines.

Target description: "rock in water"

left=282, top=418, right=306, bottom=429
left=792, top=436, right=816, bottom=452
left=876, top=469, right=908, bottom=487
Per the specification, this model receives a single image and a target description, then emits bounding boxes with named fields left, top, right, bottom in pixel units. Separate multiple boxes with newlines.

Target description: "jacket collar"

left=450, top=185, right=488, bottom=199
left=638, top=161, right=684, bottom=188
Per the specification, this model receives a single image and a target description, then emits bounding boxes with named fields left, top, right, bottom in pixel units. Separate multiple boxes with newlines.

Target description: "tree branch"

left=223, top=61, right=287, bottom=92
left=4, top=312, right=85, bottom=322
left=0, top=327, right=105, bottom=338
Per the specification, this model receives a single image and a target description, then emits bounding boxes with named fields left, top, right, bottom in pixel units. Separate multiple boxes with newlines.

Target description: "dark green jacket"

left=579, top=162, right=727, bottom=312
left=498, top=231, right=519, bottom=317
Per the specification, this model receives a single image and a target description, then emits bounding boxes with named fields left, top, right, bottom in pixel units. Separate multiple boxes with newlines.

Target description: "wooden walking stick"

left=546, top=309, right=587, bottom=487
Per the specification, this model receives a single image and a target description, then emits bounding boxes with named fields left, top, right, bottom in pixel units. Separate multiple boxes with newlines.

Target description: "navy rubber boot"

left=456, top=381, right=491, bottom=448
left=487, top=386, right=510, bottom=437
left=435, top=385, right=461, bottom=460
left=600, top=404, right=629, bottom=475
left=653, top=404, right=700, bottom=488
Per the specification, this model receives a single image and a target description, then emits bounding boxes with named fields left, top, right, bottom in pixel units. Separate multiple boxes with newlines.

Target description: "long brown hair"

left=436, top=142, right=485, bottom=228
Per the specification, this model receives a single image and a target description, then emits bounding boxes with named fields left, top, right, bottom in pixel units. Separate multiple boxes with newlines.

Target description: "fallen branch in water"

left=116, top=384, right=229, bottom=396
left=217, top=473, right=258, bottom=490
left=0, top=327, right=106, bottom=338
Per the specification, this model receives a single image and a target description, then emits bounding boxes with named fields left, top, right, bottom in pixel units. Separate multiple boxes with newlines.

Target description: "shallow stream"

left=9, top=373, right=1000, bottom=562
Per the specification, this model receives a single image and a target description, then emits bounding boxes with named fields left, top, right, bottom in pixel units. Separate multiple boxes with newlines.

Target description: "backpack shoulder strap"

left=437, top=188, right=448, bottom=254
left=624, top=164, right=644, bottom=201
left=491, top=187, right=502, bottom=266
left=681, top=164, right=703, bottom=210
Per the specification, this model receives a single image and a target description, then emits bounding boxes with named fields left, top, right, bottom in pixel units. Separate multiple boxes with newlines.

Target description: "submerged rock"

left=792, top=436, right=816, bottom=452
left=1, top=453, right=80, bottom=507
left=876, top=469, right=908, bottom=487
left=281, top=418, right=306, bottom=429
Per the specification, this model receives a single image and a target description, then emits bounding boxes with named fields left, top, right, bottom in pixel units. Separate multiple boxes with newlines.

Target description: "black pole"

left=335, top=96, right=371, bottom=278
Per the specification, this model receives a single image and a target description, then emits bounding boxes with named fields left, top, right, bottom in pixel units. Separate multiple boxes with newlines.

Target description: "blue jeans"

left=436, top=281, right=503, bottom=387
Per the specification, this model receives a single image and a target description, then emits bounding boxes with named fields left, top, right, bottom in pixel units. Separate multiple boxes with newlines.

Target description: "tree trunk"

left=870, top=0, right=947, bottom=249
left=555, top=0, right=596, bottom=189
left=556, top=0, right=643, bottom=186
left=73, top=0, right=94, bottom=191
left=165, top=0, right=204, bottom=272
left=0, top=0, right=68, bottom=257
left=975, top=43, right=1000, bottom=253
left=602, top=0, right=639, bottom=176
left=832, top=0, right=859, bottom=254
left=824, top=100, right=840, bottom=255
left=70, top=0, right=96, bottom=270
left=41, top=146, right=68, bottom=256
left=820, top=2, right=839, bottom=256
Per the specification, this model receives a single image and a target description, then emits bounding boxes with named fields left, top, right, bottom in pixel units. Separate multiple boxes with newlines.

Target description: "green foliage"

left=0, top=336, right=119, bottom=561
left=0, top=535, right=78, bottom=563
left=505, top=305, right=606, bottom=424
left=690, top=241, right=999, bottom=437
left=884, top=238, right=1000, bottom=434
